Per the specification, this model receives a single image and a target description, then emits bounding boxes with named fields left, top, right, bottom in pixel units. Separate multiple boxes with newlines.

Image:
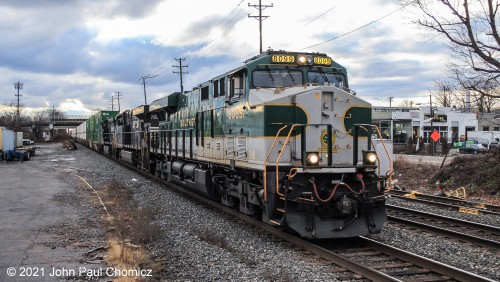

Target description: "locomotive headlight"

left=306, top=152, right=320, bottom=166
left=362, top=150, right=378, bottom=165
left=298, top=55, right=313, bottom=65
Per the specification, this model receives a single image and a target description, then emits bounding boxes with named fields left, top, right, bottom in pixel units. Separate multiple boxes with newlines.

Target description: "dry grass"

left=98, top=180, right=162, bottom=281
left=395, top=151, right=500, bottom=204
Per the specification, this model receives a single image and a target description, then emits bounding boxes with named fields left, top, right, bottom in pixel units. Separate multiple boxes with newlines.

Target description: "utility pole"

left=173, top=58, right=188, bottom=93
left=50, top=105, right=56, bottom=142
left=115, top=91, right=122, bottom=112
left=429, top=94, right=434, bottom=156
left=109, top=95, right=115, bottom=111
left=248, top=0, right=273, bottom=54
left=14, top=81, right=23, bottom=124
left=388, top=96, right=394, bottom=107
left=140, top=74, right=159, bottom=105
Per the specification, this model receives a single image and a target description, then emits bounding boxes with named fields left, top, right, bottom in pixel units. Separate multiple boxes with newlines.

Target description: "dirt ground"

left=393, top=151, right=500, bottom=205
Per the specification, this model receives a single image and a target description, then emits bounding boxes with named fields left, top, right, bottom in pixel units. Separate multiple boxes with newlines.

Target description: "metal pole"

left=142, top=77, right=147, bottom=104
left=430, top=95, right=434, bottom=156
left=259, top=0, right=263, bottom=53
left=14, top=81, right=23, bottom=125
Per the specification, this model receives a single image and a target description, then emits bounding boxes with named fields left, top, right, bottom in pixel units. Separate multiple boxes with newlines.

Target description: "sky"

left=0, top=0, right=451, bottom=116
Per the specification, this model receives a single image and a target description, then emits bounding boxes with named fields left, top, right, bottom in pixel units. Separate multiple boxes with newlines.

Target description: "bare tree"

left=452, top=86, right=470, bottom=109
left=448, top=65, right=500, bottom=112
left=399, top=0, right=500, bottom=98
left=43, top=106, right=66, bottom=122
left=31, top=109, right=48, bottom=122
left=0, top=101, right=24, bottom=126
left=398, top=99, right=416, bottom=107
left=430, top=80, right=455, bottom=107
left=474, top=90, right=498, bottom=113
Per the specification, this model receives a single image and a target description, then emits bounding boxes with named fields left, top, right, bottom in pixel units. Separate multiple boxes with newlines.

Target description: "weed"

left=97, top=180, right=163, bottom=281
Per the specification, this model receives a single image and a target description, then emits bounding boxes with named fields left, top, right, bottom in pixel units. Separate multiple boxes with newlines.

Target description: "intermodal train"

left=73, top=50, right=392, bottom=239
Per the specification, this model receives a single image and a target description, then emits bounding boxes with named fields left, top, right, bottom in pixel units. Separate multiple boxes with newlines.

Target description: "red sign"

left=430, top=130, right=441, bottom=142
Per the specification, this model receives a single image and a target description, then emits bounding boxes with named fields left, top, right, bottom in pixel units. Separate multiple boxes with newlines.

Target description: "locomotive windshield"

left=308, top=71, right=345, bottom=87
left=252, top=70, right=303, bottom=88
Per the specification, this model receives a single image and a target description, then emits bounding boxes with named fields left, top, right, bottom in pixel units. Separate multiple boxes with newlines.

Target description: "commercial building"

left=372, top=106, right=478, bottom=152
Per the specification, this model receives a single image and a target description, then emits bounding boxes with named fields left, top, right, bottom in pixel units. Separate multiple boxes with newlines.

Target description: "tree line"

left=0, top=101, right=65, bottom=129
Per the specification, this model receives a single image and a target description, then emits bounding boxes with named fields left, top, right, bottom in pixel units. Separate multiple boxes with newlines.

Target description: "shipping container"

left=74, top=121, right=86, bottom=142
left=15, top=132, right=23, bottom=147
left=1, top=127, right=16, bottom=152
left=86, top=111, right=119, bottom=143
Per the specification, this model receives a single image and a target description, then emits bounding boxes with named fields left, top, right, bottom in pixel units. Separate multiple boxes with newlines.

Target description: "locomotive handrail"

left=263, top=124, right=289, bottom=202
left=275, top=124, right=304, bottom=197
left=370, top=125, right=393, bottom=190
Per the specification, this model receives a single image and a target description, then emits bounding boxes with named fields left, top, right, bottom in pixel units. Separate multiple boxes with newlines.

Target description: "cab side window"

left=229, top=72, right=245, bottom=99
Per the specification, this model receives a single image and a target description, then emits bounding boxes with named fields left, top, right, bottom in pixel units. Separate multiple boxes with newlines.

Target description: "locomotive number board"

left=271, top=55, right=295, bottom=63
left=271, top=54, right=332, bottom=66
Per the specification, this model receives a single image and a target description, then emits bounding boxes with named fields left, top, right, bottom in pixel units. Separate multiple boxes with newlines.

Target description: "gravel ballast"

left=53, top=143, right=499, bottom=281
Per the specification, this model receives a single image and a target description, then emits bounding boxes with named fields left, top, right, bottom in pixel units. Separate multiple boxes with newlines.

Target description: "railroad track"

left=318, top=237, right=494, bottom=282
left=387, top=204, right=500, bottom=249
left=93, top=151, right=494, bottom=281
left=156, top=182, right=494, bottom=281
left=388, top=189, right=500, bottom=216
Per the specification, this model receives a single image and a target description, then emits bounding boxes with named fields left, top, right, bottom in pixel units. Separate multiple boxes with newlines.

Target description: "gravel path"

left=60, top=143, right=499, bottom=281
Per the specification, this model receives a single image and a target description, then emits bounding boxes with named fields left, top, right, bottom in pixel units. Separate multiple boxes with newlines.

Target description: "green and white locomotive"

left=91, top=50, right=391, bottom=239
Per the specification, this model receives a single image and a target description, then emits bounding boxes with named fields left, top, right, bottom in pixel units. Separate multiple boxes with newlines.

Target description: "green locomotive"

left=78, top=50, right=392, bottom=239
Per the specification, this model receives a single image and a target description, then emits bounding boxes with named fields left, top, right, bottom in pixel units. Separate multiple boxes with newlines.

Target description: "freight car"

left=73, top=111, right=119, bottom=151
left=76, top=50, right=392, bottom=239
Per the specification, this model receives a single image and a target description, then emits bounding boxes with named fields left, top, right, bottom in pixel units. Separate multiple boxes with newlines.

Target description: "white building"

left=372, top=107, right=478, bottom=150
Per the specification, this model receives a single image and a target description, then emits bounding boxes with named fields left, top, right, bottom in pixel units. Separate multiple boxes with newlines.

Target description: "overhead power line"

left=305, top=5, right=335, bottom=26
left=147, top=1, right=249, bottom=81
left=301, top=5, right=407, bottom=50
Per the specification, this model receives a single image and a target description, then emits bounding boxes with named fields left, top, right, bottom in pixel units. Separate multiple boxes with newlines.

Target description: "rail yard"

left=1, top=142, right=498, bottom=281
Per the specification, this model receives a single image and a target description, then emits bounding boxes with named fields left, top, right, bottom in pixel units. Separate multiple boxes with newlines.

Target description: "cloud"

left=0, top=0, right=454, bottom=114
left=0, top=0, right=164, bottom=19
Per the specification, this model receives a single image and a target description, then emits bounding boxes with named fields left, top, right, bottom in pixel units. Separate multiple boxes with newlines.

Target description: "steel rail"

left=387, top=204, right=500, bottom=234
left=388, top=189, right=500, bottom=214
left=357, top=237, right=496, bottom=282
left=389, top=193, right=500, bottom=216
left=387, top=213, right=500, bottom=249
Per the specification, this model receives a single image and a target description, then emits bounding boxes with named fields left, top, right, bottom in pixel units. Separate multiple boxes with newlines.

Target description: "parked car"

left=482, top=140, right=500, bottom=151
left=19, top=139, right=36, bottom=156
left=22, top=139, right=34, bottom=145
left=459, top=144, right=488, bottom=154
